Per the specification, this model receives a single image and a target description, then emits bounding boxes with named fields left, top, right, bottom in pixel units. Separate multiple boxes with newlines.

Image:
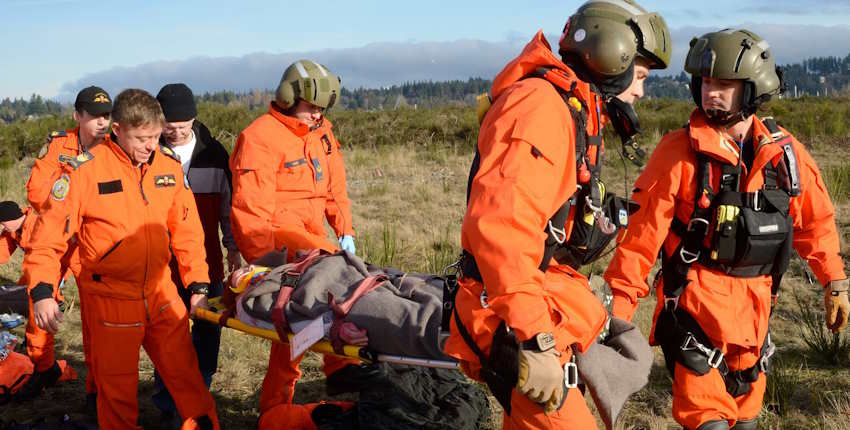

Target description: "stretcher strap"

left=328, top=274, right=388, bottom=354
left=217, top=308, right=234, bottom=327
left=270, top=249, right=330, bottom=342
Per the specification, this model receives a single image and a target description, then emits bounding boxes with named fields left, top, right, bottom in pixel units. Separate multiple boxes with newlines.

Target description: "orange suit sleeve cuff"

left=612, top=292, right=638, bottom=322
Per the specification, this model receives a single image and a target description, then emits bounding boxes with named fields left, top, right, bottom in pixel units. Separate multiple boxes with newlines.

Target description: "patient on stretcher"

left=229, top=250, right=450, bottom=360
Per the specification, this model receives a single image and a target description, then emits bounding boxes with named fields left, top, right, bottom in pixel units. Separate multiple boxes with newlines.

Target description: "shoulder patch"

left=63, top=151, right=94, bottom=170
left=37, top=143, right=50, bottom=159
left=51, top=174, right=71, bottom=201
left=46, top=130, right=67, bottom=143
left=159, top=145, right=181, bottom=163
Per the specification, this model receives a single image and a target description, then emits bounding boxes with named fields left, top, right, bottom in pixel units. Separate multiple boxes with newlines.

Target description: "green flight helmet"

left=275, top=60, right=341, bottom=110
left=685, top=29, right=784, bottom=118
left=559, top=0, right=671, bottom=96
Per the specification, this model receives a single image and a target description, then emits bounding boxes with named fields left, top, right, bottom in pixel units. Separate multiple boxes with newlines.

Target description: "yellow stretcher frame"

left=193, top=304, right=459, bottom=370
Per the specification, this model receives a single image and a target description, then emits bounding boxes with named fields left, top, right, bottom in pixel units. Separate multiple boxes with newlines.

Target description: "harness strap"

left=656, top=306, right=774, bottom=397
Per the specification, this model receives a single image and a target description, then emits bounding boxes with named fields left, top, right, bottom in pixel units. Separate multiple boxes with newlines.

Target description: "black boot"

left=732, top=419, right=758, bottom=430
left=15, top=360, right=61, bottom=400
left=697, top=420, right=731, bottom=430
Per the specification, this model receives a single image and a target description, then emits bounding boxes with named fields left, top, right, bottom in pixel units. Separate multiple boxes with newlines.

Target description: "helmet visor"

left=631, top=12, right=671, bottom=69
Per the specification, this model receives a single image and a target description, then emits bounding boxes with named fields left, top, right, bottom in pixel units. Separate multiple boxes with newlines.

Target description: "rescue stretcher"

left=194, top=299, right=459, bottom=370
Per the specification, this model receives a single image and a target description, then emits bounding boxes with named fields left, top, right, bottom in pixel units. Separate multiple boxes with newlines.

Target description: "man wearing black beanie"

left=153, top=83, right=239, bottom=422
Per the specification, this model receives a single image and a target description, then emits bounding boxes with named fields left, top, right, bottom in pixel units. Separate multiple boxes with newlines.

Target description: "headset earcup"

left=276, top=80, right=299, bottom=109
left=690, top=75, right=703, bottom=109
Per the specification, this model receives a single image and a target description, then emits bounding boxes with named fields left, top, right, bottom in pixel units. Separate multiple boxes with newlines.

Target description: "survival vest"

left=461, top=67, right=635, bottom=281
left=654, top=117, right=799, bottom=398
left=451, top=68, right=626, bottom=414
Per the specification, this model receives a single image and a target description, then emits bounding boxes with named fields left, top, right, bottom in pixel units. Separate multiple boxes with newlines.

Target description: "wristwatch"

left=521, top=332, right=556, bottom=352
left=188, top=282, right=210, bottom=296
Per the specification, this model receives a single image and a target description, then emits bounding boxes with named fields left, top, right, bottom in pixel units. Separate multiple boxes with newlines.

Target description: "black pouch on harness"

left=733, top=206, right=791, bottom=270
left=555, top=190, right=635, bottom=268
left=654, top=306, right=717, bottom=377
left=480, top=321, right=520, bottom=414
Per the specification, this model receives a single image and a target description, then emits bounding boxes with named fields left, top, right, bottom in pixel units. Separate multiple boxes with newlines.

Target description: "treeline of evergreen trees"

left=0, top=94, right=65, bottom=123
left=780, top=54, right=850, bottom=96
left=5, top=54, right=850, bottom=124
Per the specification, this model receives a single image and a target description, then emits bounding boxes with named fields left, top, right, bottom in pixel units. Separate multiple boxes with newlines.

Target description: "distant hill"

left=3, top=53, right=849, bottom=124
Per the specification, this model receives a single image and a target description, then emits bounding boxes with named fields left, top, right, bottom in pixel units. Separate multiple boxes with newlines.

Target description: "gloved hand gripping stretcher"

left=194, top=249, right=460, bottom=369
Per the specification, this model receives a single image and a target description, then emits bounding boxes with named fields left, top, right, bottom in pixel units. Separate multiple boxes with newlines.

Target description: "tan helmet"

left=559, top=0, right=671, bottom=96
left=685, top=29, right=784, bottom=116
left=275, top=60, right=341, bottom=110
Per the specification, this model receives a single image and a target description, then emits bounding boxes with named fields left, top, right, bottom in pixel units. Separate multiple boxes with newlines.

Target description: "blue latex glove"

left=339, top=235, right=356, bottom=254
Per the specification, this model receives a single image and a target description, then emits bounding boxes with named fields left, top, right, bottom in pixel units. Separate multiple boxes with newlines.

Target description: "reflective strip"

left=314, top=62, right=329, bottom=77
left=294, top=61, right=309, bottom=78
left=589, top=0, right=643, bottom=16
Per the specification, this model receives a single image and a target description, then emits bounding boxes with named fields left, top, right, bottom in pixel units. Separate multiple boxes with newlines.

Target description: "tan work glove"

left=825, top=279, right=850, bottom=333
left=516, top=348, right=564, bottom=415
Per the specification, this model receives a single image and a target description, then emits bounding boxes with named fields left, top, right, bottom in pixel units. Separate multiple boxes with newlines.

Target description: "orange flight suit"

left=22, top=139, right=220, bottom=430
left=443, top=32, right=606, bottom=429
left=604, top=110, right=846, bottom=428
left=230, top=103, right=357, bottom=417
left=26, top=127, right=94, bottom=391
left=0, top=206, right=68, bottom=374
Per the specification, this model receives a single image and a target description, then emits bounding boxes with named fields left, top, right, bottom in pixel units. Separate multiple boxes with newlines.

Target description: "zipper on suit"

left=137, top=164, right=151, bottom=320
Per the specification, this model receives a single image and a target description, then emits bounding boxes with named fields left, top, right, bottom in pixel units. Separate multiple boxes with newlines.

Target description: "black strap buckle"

left=564, top=358, right=578, bottom=389
left=280, top=271, right=300, bottom=288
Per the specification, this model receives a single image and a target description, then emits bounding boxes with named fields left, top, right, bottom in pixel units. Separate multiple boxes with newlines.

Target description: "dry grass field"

left=2, top=98, right=850, bottom=429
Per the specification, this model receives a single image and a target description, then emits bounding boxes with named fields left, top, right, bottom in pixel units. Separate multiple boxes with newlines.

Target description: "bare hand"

left=189, top=293, right=209, bottom=317
left=33, top=298, right=63, bottom=334
left=226, top=249, right=242, bottom=274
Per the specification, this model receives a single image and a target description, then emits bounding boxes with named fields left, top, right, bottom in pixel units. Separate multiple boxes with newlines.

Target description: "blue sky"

left=2, top=0, right=849, bottom=99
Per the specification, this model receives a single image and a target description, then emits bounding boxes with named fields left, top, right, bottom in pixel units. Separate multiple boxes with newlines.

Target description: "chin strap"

left=704, top=108, right=749, bottom=128
left=604, top=97, right=645, bottom=167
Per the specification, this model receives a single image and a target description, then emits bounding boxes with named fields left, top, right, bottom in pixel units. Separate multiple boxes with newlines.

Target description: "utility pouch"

left=710, top=205, right=740, bottom=264
left=481, top=321, right=520, bottom=415
left=734, top=207, right=791, bottom=269
left=556, top=190, right=636, bottom=268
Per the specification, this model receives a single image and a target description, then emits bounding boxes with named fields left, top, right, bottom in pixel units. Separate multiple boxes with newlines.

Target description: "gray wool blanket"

left=238, top=251, right=448, bottom=360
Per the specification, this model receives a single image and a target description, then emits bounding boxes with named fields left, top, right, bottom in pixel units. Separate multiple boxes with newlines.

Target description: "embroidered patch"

left=37, top=143, right=50, bottom=159
left=51, top=174, right=70, bottom=201
left=154, top=174, right=177, bottom=188
left=312, top=158, right=323, bottom=181
left=98, top=180, right=123, bottom=195
left=284, top=158, right=307, bottom=168
left=58, top=154, right=74, bottom=164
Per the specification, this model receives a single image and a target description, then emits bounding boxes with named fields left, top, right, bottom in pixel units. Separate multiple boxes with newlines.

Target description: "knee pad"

left=697, top=420, right=730, bottom=430
left=732, top=419, right=757, bottom=430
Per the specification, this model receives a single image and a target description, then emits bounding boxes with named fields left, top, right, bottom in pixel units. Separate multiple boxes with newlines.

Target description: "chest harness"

left=445, top=68, right=635, bottom=414
left=654, top=117, right=800, bottom=397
